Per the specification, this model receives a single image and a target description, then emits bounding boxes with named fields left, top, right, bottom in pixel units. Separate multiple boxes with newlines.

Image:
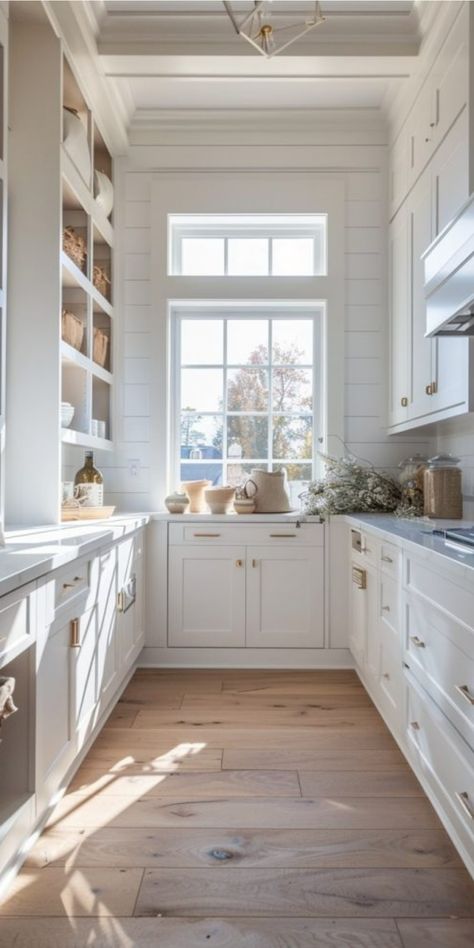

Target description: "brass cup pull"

left=70, top=618, right=80, bottom=648
left=63, top=576, right=82, bottom=589
left=455, top=684, right=474, bottom=706
left=410, top=635, right=425, bottom=648
left=456, top=791, right=474, bottom=820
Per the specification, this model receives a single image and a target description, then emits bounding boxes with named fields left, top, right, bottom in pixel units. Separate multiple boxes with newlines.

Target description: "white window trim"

left=169, top=300, right=324, bottom=490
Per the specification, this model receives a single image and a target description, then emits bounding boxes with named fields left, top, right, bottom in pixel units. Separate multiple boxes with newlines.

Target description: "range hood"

left=423, top=194, right=474, bottom=336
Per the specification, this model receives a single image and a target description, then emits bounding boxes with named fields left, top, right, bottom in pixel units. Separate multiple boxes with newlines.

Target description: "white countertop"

left=0, top=515, right=150, bottom=598
left=343, top=512, right=474, bottom=576
left=150, top=511, right=321, bottom=523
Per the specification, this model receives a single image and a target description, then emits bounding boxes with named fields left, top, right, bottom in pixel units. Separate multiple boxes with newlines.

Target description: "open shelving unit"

left=60, top=57, right=114, bottom=452
left=0, top=10, right=7, bottom=525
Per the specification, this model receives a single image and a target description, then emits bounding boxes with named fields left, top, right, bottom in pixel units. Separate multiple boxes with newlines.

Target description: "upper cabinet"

left=387, top=3, right=474, bottom=434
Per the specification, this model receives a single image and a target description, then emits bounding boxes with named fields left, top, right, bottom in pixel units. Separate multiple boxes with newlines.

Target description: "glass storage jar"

left=423, top=454, right=463, bottom=519
left=398, top=454, right=427, bottom=513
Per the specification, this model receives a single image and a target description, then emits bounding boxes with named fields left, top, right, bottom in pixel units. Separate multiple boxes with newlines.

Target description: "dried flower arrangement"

left=301, top=454, right=402, bottom=518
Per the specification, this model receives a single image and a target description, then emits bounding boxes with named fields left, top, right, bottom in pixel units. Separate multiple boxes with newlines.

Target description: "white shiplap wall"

left=64, top=126, right=435, bottom=507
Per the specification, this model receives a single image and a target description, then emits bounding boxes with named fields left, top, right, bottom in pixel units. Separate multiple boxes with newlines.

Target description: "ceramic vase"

left=181, top=479, right=211, bottom=513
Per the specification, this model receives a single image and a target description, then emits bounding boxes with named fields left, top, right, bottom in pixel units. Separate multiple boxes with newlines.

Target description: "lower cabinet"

left=168, top=546, right=246, bottom=647
left=246, top=546, right=324, bottom=648
left=35, top=527, right=146, bottom=814
left=168, top=524, right=324, bottom=649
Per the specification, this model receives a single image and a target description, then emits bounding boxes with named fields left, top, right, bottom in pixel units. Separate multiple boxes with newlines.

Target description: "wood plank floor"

left=1, top=669, right=473, bottom=948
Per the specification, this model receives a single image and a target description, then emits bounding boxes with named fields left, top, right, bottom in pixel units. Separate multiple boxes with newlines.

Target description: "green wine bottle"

left=74, top=452, right=104, bottom=507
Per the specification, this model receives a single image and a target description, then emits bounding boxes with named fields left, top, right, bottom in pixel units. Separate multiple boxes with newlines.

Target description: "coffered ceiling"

left=41, top=0, right=448, bottom=145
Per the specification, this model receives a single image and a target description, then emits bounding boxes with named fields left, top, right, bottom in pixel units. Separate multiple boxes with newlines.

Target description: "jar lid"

left=427, top=453, right=461, bottom=468
left=398, top=454, right=428, bottom=468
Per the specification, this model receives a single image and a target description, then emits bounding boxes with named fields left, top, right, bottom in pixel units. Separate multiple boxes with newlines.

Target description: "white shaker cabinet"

left=246, top=546, right=324, bottom=649
left=168, top=545, right=246, bottom=648
left=388, top=208, right=410, bottom=427
left=35, top=609, right=75, bottom=813
left=117, top=530, right=146, bottom=667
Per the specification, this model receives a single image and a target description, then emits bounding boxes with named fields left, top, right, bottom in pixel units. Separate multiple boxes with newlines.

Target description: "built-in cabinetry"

left=0, top=5, right=6, bottom=527
left=348, top=518, right=474, bottom=876
left=0, top=523, right=145, bottom=891
left=168, top=521, right=324, bottom=650
left=6, top=17, right=115, bottom=525
left=388, top=2, right=474, bottom=433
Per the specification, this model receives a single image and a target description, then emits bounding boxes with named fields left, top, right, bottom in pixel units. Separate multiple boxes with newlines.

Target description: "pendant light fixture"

left=223, top=1, right=325, bottom=58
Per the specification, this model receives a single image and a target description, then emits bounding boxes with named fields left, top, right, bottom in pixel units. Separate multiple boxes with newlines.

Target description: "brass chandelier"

left=223, top=1, right=325, bottom=58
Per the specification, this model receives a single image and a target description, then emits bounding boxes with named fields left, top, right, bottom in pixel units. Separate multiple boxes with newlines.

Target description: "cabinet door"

left=246, top=546, right=324, bottom=648
left=407, top=172, right=434, bottom=420
left=388, top=208, right=410, bottom=426
left=36, top=611, right=74, bottom=810
left=430, top=6, right=469, bottom=151
left=430, top=111, right=470, bottom=415
left=168, top=545, right=246, bottom=647
left=96, top=546, right=119, bottom=711
left=349, top=562, right=377, bottom=677
left=71, top=605, right=98, bottom=751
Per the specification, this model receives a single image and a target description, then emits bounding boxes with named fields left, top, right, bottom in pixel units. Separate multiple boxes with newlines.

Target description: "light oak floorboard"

left=130, top=706, right=386, bottom=729
left=181, top=693, right=375, bottom=709
left=91, top=726, right=399, bottom=750
left=45, top=794, right=441, bottom=831
left=396, top=918, right=474, bottom=948
left=84, top=743, right=224, bottom=768
left=0, top=868, right=143, bottom=918
left=135, top=867, right=474, bottom=918
left=25, top=827, right=462, bottom=871
left=68, top=769, right=301, bottom=798
left=0, top=916, right=404, bottom=948
left=299, top=771, right=423, bottom=797
left=223, top=748, right=409, bottom=771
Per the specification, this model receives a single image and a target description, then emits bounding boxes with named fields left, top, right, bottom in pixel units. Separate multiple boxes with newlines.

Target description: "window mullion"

left=268, top=318, right=273, bottom=471
left=223, top=318, right=228, bottom=483
left=224, top=237, right=229, bottom=277
left=268, top=237, right=273, bottom=276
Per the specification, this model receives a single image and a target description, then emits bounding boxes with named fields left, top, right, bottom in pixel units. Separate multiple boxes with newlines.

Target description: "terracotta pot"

left=181, top=479, right=211, bottom=513
left=204, top=486, right=236, bottom=515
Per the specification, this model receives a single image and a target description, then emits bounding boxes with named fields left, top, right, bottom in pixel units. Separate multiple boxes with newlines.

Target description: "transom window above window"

left=173, top=306, right=322, bottom=501
left=169, top=214, right=327, bottom=277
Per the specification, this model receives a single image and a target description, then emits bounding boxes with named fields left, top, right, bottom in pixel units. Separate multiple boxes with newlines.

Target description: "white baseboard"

left=137, top=646, right=354, bottom=669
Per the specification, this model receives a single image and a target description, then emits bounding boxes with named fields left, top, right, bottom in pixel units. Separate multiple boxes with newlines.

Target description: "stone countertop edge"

left=0, top=514, right=150, bottom=599
left=340, top=512, right=474, bottom=579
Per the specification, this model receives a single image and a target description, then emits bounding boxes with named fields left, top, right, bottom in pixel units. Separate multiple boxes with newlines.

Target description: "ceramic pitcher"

left=249, top=468, right=293, bottom=513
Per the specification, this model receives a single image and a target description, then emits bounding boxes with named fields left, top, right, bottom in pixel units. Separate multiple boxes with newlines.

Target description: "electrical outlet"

left=128, top=458, right=140, bottom=477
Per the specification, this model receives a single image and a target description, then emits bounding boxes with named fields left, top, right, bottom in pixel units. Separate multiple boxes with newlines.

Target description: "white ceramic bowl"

left=61, top=403, right=75, bottom=428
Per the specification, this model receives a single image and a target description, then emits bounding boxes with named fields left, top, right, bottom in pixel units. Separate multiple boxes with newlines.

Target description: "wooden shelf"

left=61, top=427, right=113, bottom=452
left=61, top=252, right=113, bottom=317
left=61, top=146, right=113, bottom=247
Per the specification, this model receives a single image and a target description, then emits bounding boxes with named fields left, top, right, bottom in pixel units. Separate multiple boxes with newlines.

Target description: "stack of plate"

left=61, top=402, right=75, bottom=428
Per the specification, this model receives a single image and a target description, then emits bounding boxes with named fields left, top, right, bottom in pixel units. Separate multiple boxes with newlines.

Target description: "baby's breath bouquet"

left=301, top=455, right=401, bottom=518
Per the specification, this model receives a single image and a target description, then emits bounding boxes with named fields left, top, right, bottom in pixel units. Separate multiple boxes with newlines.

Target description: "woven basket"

left=63, top=226, right=87, bottom=271
left=93, top=327, right=109, bottom=367
left=62, top=309, right=84, bottom=351
left=93, top=265, right=111, bottom=298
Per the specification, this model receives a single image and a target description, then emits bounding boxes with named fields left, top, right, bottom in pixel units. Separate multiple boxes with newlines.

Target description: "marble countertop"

left=150, top=511, right=321, bottom=523
left=0, top=515, right=150, bottom=599
left=343, top=512, right=474, bottom=575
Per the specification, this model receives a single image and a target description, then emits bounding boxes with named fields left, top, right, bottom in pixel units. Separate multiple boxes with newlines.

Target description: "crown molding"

left=42, top=0, right=130, bottom=155
left=131, top=106, right=386, bottom=132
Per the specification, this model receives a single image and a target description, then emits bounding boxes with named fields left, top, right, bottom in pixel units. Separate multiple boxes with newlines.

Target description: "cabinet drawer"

left=0, top=583, right=34, bottom=663
left=53, top=561, right=90, bottom=614
left=406, top=676, right=474, bottom=841
left=405, top=553, right=474, bottom=631
left=406, top=595, right=474, bottom=749
left=379, top=540, right=401, bottom=579
left=379, top=635, right=404, bottom=735
left=169, top=523, right=323, bottom=548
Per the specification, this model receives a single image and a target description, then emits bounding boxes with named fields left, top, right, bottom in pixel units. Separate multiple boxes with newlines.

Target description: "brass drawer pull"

left=455, top=791, right=474, bottom=820
left=352, top=567, right=367, bottom=589
left=410, top=635, right=425, bottom=648
left=382, top=672, right=390, bottom=680
left=455, top=684, right=474, bottom=706
left=382, top=605, right=391, bottom=612
left=381, top=555, right=393, bottom=563
left=63, top=576, right=82, bottom=589
left=252, top=559, right=258, bottom=568
left=410, top=720, right=420, bottom=730
left=193, top=533, right=221, bottom=538
left=401, top=396, right=408, bottom=407
left=70, top=618, right=80, bottom=648
left=270, top=533, right=297, bottom=538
